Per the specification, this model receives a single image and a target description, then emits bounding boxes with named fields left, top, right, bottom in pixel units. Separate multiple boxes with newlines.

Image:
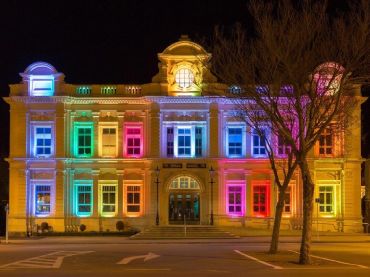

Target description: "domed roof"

left=161, top=35, right=209, bottom=56
left=23, top=61, right=58, bottom=75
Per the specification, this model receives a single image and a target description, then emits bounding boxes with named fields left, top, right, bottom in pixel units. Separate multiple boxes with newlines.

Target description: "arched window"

left=170, top=176, right=200, bottom=189
left=314, top=62, right=345, bottom=95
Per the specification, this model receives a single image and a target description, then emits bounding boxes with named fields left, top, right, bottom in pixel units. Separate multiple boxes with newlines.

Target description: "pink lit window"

left=124, top=124, right=143, bottom=157
left=227, top=185, right=244, bottom=216
left=253, top=184, right=270, bottom=217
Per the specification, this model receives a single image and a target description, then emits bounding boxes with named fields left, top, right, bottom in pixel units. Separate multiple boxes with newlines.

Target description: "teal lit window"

left=75, top=181, right=93, bottom=217
left=76, top=86, right=91, bottom=95
left=74, top=122, right=94, bottom=157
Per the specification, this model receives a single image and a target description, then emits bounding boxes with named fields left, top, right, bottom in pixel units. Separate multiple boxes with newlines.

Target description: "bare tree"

left=210, top=0, right=370, bottom=264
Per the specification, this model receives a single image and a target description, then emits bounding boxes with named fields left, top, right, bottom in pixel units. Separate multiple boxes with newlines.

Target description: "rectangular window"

left=34, top=127, right=52, bottom=157
left=228, top=186, right=243, bottom=216
left=101, top=185, right=117, bottom=216
left=167, top=127, right=174, bottom=157
left=124, top=125, right=143, bottom=157
left=165, top=124, right=205, bottom=158
left=195, top=127, right=202, bottom=157
left=252, top=129, right=267, bottom=157
left=29, top=76, right=54, bottom=96
left=74, top=123, right=94, bottom=157
left=35, top=185, right=51, bottom=215
left=319, top=128, right=333, bottom=155
left=75, top=182, right=93, bottom=217
left=253, top=184, right=269, bottom=216
left=283, top=187, right=291, bottom=213
left=177, top=128, right=191, bottom=156
left=101, top=127, right=117, bottom=157
left=228, top=127, right=243, bottom=157
left=126, top=185, right=141, bottom=214
left=319, top=186, right=334, bottom=214
left=277, top=135, right=291, bottom=156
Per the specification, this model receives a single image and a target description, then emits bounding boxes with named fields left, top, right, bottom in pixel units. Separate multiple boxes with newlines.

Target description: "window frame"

left=124, top=182, right=143, bottom=217
left=30, top=121, right=54, bottom=158
left=98, top=122, right=118, bottom=158
left=74, top=180, right=93, bottom=217
left=226, top=124, right=246, bottom=158
left=74, top=122, right=94, bottom=158
left=226, top=182, right=245, bottom=217
left=175, top=68, right=194, bottom=88
left=163, top=123, right=206, bottom=158
left=99, top=181, right=118, bottom=217
left=318, top=127, right=334, bottom=157
left=31, top=180, right=55, bottom=217
left=251, top=128, right=268, bottom=158
left=252, top=181, right=270, bottom=217
left=124, top=123, right=143, bottom=158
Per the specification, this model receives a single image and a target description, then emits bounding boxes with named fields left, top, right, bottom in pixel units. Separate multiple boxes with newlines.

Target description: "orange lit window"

left=319, top=128, right=333, bottom=156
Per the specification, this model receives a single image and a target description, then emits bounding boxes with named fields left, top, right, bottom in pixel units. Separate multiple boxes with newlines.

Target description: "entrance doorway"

left=168, top=176, right=201, bottom=225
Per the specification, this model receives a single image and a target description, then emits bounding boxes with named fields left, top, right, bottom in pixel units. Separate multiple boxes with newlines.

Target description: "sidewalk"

left=1, top=233, right=369, bottom=245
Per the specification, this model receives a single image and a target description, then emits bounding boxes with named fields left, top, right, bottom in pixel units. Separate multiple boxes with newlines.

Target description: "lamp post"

left=155, top=166, right=160, bottom=226
left=209, top=166, right=215, bottom=225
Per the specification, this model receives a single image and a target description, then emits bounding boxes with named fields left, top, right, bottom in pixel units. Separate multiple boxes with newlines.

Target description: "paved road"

left=0, top=238, right=369, bottom=277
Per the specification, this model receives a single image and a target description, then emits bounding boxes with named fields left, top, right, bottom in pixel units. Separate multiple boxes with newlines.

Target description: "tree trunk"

left=299, top=159, right=315, bottom=264
left=269, top=189, right=286, bottom=254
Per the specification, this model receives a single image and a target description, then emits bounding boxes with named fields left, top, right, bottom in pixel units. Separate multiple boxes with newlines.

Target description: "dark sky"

left=0, top=0, right=251, bottom=157
left=0, top=0, right=368, bottom=173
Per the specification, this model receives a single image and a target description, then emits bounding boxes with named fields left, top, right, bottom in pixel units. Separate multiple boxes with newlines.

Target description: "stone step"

left=130, top=226, right=239, bottom=239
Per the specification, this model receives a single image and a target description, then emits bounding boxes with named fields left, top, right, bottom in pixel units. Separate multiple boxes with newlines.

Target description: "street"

left=0, top=237, right=369, bottom=277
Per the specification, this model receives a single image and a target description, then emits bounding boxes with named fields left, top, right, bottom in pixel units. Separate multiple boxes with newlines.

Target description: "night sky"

left=0, top=1, right=369, bottom=228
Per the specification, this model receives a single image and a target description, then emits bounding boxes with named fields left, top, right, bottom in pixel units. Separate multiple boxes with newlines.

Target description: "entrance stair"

left=130, top=225, right=239, bottom=239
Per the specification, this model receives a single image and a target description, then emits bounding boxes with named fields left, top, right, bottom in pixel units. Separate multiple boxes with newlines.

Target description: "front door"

left=169, top=192, right=200, bottom=224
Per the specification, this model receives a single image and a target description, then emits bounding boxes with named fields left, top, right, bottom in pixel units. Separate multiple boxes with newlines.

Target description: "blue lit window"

left=228, top=128, right=243, bottom=157
left=35, top=185, right=51, bottom=215
left=252, top=129, right=267, bottom=157
left=30, top=76, right=55, bottom=96
left=177, top=128, right=191, bottom=156
left=34, top=127, right=52, bottom=157
left=75, top=182, right=93, bottom=217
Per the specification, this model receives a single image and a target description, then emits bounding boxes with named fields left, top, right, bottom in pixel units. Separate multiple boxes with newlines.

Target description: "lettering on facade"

left=186, top=163, right=207, bottom=168
left=162, top=163, right=182, bottom=169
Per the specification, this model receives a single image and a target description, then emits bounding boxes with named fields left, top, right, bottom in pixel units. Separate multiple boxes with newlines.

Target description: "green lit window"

left=319, top=186, right=334, bottom=214
left=74, top=122, right=94, bottom=157
left=75, top=181, right=93, bottom=217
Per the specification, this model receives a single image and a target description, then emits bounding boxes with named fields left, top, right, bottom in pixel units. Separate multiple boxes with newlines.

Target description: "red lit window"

left=124, top=124, right=143, bottom=157
left=253, top=183, right=270, bottom=217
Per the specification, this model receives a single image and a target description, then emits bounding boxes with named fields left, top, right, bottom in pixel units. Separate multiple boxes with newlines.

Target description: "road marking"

left=0, top=251, right=94, bottom=270
left=234, top=250, right=283, bottom=270
left=288, top=250, right=369, bottom=269
left=207, top=269, right=231, bottom=273
left=126, top=268, right=171, bottom=271
left=117, top=252, right=160, bottom=265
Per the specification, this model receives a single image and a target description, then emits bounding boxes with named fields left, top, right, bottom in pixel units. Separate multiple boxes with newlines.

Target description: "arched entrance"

left=168, top=176, right=200, bottom=225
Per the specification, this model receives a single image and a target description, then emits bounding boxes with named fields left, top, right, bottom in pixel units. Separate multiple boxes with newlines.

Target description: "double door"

left=169, top=191, right=200, bottom=224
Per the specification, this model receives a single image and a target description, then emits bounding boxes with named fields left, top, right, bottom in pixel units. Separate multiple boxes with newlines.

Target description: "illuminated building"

left=4, top=35, right=364, bottom=234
